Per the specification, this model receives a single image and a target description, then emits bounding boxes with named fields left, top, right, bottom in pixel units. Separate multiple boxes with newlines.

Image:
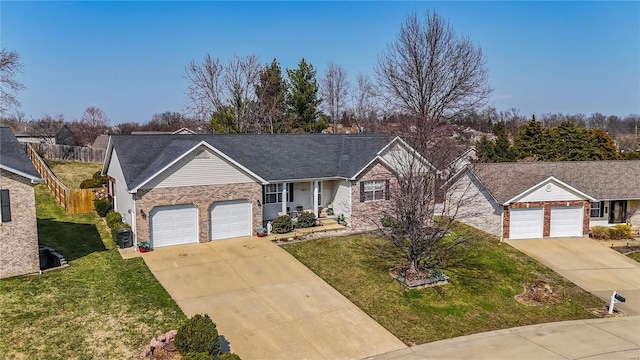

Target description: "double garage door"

left=509, top=206, right=583, bottom=240
left=150, top=200, right=252, bottom=247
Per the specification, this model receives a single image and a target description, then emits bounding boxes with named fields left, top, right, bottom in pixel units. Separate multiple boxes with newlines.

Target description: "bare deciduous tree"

left=320, top=62, right=349, bottom=133
left=184, top=54, right=226, bottom=128
left=32, top=113, right=65, bottom=143
left=80, top=106, right=110, bottom=127
left=0, top=49, right=25, bottom=114
left=375, top=11, right=491, bottom=125
left=224, top=54, right=262, bottom=133
left=350, top=73, right=378, bottom=132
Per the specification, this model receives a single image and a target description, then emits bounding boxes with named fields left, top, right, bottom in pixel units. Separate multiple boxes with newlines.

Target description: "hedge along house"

left=0, top=127, right=44, bottom=278
left=101, top=133, right=428, bottom=249
left=447, top=161, right=640, bottom=240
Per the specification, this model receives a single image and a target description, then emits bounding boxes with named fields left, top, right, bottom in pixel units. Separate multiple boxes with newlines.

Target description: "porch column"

left=313, top=181, right=319, bottom=218
left=282, top=183, right=288, bottom=215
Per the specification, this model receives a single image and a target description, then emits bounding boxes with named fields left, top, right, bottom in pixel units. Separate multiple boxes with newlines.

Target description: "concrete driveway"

left=142, top=237, right=406, bottom=359
left=507, top=238, right=640, bottom=315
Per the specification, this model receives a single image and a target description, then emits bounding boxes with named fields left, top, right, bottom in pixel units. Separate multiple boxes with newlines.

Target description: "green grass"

left=0, top=185, right=186, bottom=359
left=628, top=252, right=640, bottom=263
left=44, top=159, right=103, bottom=189
left=282, top=227, right=604, bottom=346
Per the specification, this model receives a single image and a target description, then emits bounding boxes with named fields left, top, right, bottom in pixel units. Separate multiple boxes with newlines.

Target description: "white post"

left=609, top=291, right=617, bottom=314
left=313, top=181, right=319, bottom=218
left=282, top=183, right=287, bottom=215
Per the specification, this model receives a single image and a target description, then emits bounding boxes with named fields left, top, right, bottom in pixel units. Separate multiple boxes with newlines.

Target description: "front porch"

left=261, top=179, right=352, bottom=224
left=590, top=200, right=640, bottom=230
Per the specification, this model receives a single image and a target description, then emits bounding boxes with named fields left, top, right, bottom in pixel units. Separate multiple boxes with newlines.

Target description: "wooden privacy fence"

left=30, top=143, right=106, bottom=163
left=26, top=144, right=102, bottom=215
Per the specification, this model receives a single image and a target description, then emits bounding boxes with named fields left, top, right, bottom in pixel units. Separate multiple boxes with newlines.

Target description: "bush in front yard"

left=219, top=353, right=242, bottom=360
left=79, top=171, right=108, bottom=189
left=271, top=215, right=293, bottom=234
left=295, top=211, right=316, bottom=228
left=591, top=226, right=609, bottom=240
left=181, top=352, right=213, bottom=360
left=610, top=224, right=632, bottom=240
left=93, top=199, right=113, bottom=217
left=175, top=314, right=220, bottom=357
left=105, top=211, right=122, bottom=229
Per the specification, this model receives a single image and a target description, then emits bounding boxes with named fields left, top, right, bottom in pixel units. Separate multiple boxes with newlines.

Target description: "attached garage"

left=210, top=200, right=252, bottom=240
left=509, top=208, right=544, bottom=239
left=150, top=204, right=198, bottom=248
left=550, top=206, right=584, bottom=238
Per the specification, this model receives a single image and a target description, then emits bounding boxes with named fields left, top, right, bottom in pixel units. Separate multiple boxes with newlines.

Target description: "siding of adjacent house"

left=447, top=171, right=503, bottom=237
left=331, top=180, right=352, bottom=220
left=141, top=147, right=255, bottom=189
left=107, top=150, right=136, bottom=226
left=0, top=170, right=39, bottom=278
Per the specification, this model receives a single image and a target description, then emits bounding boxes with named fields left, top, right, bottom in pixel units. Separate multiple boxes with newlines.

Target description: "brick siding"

left=135, top=182, right=262, bottom=243
left=503, top=200, right=590, bottom=239
left=350, top=162, right=398, bottom=230
left=0, top=170, right=40, bottom=278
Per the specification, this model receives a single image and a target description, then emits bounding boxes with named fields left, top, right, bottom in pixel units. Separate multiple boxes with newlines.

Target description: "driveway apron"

left=507, top=238, right=640, bottom=316
left=142, top=237, right=406, bottom=360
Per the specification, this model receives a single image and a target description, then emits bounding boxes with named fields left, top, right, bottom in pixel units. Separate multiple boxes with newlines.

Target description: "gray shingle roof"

left=109, top=133, right=393, bottom=189
left=470, top=161, right=640, bottom=204
left=0, top=127, right=42, bottom=180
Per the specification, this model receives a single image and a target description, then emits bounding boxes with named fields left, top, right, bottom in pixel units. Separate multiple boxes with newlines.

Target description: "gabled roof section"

left=470, top=161, right=640, bottom=204
left=503, top=176, right=597, bottom=205
left=0, top=127, right=43, bottom=182
left=108, top=133, right=398, bottom=189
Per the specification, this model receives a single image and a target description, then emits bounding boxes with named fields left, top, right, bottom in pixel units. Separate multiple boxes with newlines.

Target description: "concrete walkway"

left=368, top=316, right=640, bottom=360
left=142, top=237, right=406, bottom=360
left=507, top=238, right=640, bottom=316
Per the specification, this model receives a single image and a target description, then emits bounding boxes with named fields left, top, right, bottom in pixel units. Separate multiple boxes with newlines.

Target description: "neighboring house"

left=131, top=128, right=197, bottom=135
left=0, top=127, right=44, bottom=278
left=448, top=161, right=640, bottom=240
left=92, top=134, right=110, bottom=149
left=55, top=124, right=76, bottom=145
left=102, top=134, right=429, bottom=248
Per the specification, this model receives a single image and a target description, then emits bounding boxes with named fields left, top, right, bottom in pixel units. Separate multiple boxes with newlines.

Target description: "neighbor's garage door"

left=550, top=206, right=584, bottom=238
left=210, top=200, right=252, bottom=240
left=509, top=208, right=544, bottom=239
left=150, top=204, right=198, bottom=248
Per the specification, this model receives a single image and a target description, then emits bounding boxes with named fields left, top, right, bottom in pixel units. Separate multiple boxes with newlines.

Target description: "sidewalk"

left=367, top=316, right=640, bottom=360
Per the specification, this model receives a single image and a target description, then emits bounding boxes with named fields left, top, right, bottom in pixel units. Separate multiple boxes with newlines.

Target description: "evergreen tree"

left=590, top=128, right=620, bottom=160
left=492, top=121, right=516, bottom=162
left=286, top=58, right=322, bottom=132
left=554, top=120, right=592, bottom=160
left=475, top=135, right=496, bottom=162
left=513, top=116, right=546, bottom=160
left=208, top=106, right=236, bottom=133
left=255, top=58, right=288, bottom=133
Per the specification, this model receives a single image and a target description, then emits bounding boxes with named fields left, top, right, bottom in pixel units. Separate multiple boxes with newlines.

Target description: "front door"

left=609, top=200, right=627, bottom=224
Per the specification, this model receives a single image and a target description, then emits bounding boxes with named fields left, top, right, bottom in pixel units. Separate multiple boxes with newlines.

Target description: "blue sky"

left=2, top=1, right=639, bottom=124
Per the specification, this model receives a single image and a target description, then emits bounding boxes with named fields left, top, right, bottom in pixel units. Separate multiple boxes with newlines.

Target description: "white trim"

left=0, top=164, right=43, bottom=183
left=130, top=141, right=267, bottom=193
left=504, top=176, right=597, bottom=205
left=100, top=136, right=113, bottom=176
left=378, top=136, right=436, bottom=170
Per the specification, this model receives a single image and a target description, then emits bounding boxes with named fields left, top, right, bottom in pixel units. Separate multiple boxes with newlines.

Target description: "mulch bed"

left=514, top=280, right=562, bottom=306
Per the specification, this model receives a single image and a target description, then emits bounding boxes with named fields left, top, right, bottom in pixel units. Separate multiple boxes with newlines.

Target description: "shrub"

left=296, top=211, right=316, bottom=228
left=181, top=352, right=214, bottom=360
left=175, top=314, right=220, bottom=357
left=105, top=211, right=122, bottom=229
left=219, top=353, right=242, bottom=360
left=110, top=221, right=131, bottom=242
left=79, top=171, right=108, bottom=189
left=94, top=199, right=113, bottom=217
left=610, top=224, right=632, bottom=240
left=381, top=216, right=403, bottom=230
left=591, top=226, right=609, bottom=240
left=271, top=215, right=293, bottom=234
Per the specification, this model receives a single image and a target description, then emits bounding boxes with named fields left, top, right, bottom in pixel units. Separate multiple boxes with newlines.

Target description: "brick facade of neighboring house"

left=350, top=162, right=398, bottom=230
left=135, top=183, right=262, bottom=243
left=502, top=200, right=590, bottom=239
left=0, top=170, right=40, bottom=278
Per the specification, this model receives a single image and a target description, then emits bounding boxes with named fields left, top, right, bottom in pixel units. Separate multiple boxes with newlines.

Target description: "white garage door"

left=210, top=200, right=252, bottom=240
left=150, top=204, right=198, bottom=248
left=550, top=206, right=584, bottom=238
left=509, top=208, right=544, bottom=239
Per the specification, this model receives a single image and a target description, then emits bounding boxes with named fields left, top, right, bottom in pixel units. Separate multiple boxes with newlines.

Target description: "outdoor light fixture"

left=257, top=199, right=261, bottom=207
left=140, top=209, right=147, bottom=220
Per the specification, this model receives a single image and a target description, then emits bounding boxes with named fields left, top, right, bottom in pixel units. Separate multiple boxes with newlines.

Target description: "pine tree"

left=513, top=116, right=545, bottom=160
left=286, top=58, right=323, bottom=132
left=492, top=121, right=516, bottom=162
left=590, top=128, right=621, bottom=160
left=255, top=58, right=288, bottom=133
left=554, top=120, right=591, bottom=160
left=475, top=135, right=496, bottom=162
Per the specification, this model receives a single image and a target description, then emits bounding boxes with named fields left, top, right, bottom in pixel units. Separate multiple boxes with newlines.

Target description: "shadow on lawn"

left=37, top=218, right=107, bottom=261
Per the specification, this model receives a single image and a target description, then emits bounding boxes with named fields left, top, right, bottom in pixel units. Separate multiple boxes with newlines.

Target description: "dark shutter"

left=385, top=180, right=390, bottom=200
left=262, top=185, right=266, bottom=205
left=599, top=201, right=605, bottom=218
left=1, top=189, right=11, bottom=222
left=360, top=182, right=365, bottom=202
left=288, top=183, right=294, bottom=202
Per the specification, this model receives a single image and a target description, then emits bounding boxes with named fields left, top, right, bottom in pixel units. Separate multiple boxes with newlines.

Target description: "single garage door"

left=550, top=206, right=584, bottom=238
left=150, top=204, right=198, bottom=247
left=509, top=208, right=543, bottom=239
left=210, top=200, right=252, bottom=240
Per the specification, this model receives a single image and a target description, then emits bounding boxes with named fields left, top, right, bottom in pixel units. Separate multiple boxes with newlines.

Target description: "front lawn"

left=44, top=159, right=103, bottom=189
left=628, top=252, right=640, bottom=263
left=282, top=228, right=604, bottom=346
left=0, top=185, right=185, bottom=359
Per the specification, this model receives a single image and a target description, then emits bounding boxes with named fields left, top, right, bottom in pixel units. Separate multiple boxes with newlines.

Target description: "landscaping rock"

left=140, top=330, right=178, bottom=359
